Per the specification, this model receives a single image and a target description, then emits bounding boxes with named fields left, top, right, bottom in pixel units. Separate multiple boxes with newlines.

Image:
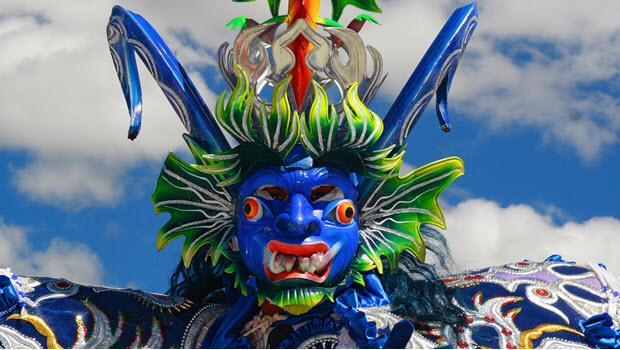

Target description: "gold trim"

left=7, top=314, right=63, bottom=349
left=519, top=324, right=584, bottom=349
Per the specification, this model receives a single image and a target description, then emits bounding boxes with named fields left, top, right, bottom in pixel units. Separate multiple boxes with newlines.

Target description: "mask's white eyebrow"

left=311, top=185, right=344, bottom=202
left=254, top=185, right=288, bottom=201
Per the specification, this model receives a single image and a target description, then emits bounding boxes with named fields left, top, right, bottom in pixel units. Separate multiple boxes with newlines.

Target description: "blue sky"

left=0, top=0, right=619, bottom=293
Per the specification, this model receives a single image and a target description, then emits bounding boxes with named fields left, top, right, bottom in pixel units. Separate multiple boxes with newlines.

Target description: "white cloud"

left=10, top=157, right=125, bottom=209
left=0, top=0, right=255, bottom=208
left=365, top=0, right=620, bottom=161
left=443, top=198, right=620, bottom=276
left=0, top=218, right=103, bottom=284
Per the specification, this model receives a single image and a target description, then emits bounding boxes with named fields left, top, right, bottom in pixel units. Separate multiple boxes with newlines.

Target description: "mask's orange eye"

left=243, top=197, right=264, bottom=222
left=335, top=201, right=355, bottom=224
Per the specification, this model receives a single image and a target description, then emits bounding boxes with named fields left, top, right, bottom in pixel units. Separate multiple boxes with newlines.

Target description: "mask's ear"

left=355, top=157, right=464, bottom=274
left=153, top=147, right=235, bottom=268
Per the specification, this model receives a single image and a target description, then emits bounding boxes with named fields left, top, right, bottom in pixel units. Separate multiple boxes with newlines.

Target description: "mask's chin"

left=256, top=280, right=341, bottom=315
left=257, top=241, right=348, bottom=315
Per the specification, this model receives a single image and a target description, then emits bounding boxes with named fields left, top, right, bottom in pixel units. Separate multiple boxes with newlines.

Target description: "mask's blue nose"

left=274, top=194, right=321, bottom=237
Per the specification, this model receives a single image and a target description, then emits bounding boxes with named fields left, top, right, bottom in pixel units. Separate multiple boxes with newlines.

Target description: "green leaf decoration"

left=223, top=254, right=250, bottom=296
left=259, top=76, right=301, bottom=158
left=340, top=83, right=383, bottom=149
left=316, top=17, right=344, bottom=27
left=195, top=147, right=244, bottom=187
left=152, top=139, right=236, bottom=268
left=209, top=65, right=300, bottom=186
left=263, top=15, right=288, bottom=24
left=268, top=0, right=282, bottom=16
left=300, top=81, right=339, bottom=159
left=350, top=270, right=366, bottom=286
left=331, top=0, right=382, bottom=22
left=225, top=16, right=252, bottom=31
left=232, top=0, right=281, bottom=17
left=301, top=82, right=403, bottom=179
left=257, top=282, right=338, bottom=315
left=349, top=255, right=377, bottom=272
left=356, top=145, right=404, bottom=179
left=357, top=157, right=465, bottom=273
left=216, top=65, right=259, bottom=145
left=354, top=13, right=380, bottom=25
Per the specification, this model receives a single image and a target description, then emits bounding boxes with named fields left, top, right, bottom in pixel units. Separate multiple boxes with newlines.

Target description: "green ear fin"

left=357, top=157, right=465, bottom=272
left=153, top=150, right=235, bottom=268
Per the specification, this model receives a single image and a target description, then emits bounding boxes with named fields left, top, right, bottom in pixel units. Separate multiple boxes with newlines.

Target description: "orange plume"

left=286, top=0, right=320, bottom=109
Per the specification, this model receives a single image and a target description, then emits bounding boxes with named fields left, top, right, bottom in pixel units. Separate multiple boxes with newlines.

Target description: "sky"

left=0, top=0, right=619, bottom=293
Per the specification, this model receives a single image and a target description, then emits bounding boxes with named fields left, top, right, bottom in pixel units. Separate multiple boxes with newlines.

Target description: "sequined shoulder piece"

left=0, top=276, right=229, bottom=349
left=441, top=259, right=618, bottom=349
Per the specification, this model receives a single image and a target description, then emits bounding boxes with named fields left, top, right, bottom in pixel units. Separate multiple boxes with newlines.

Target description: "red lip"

left=268, top=240, right=329, bottom=255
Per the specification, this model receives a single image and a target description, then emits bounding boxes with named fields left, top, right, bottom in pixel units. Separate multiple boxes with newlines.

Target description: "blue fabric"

left=545, top=254, right=575, bottom=264
left=579, top=313, right=620, bottom=349
left=279, top=317, right=341, bottom=348
left=337, top=273, right=391, bottom=309
left=382, top=320, right=414, bottom=349
left=0, top=276, right=18, bottom=317
left=333, top=273, right=391, bottom=348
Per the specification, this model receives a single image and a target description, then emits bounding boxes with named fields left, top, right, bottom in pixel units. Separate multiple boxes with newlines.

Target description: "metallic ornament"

left=0, top=325, right=43, bottom=349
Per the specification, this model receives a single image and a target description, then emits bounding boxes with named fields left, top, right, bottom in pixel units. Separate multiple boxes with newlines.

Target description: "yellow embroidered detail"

left=519, top=324, right=584, bottom=349
left=7, top=314, right=63, bottom=349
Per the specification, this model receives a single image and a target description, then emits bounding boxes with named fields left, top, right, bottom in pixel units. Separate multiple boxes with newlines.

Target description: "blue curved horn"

left=357, top=3, right=478, bottom=201
left=107, top=6, right=230, bottom=154
left=373, top=2, right=479, bottom=151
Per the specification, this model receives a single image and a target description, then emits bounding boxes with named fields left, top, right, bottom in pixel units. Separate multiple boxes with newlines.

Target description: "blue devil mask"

left=235, top=166, right=358, bottom=313
left=108, top=0, right=477, bottom=315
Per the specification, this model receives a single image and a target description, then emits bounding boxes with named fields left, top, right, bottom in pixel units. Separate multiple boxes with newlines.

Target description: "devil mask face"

left=236, top=166, right=359, bottom=292
left=149, top=14, right=466, bottom=317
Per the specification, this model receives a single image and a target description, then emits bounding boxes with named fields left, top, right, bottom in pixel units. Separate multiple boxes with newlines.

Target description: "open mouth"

left=263, top=240, right=341, bottom=283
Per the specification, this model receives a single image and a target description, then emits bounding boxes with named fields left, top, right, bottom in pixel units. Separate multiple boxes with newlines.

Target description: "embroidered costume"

left=1, top=0, right=619, bottom=348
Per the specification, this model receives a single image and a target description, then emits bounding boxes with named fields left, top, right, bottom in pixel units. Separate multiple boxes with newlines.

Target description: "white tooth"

left=268, top=252, right=286, bottom=274
left=318, top=252, right=331, bottom=273
left=298, top=256, right=310, bottom=272
left=310, top=253, right=321, bottom=271
left=317, top=243, right=342, bottom=274
left=273, top=252, right=284, bottom=270
left=284, top=255, right=296, bottom=272
left=270, top=263, right=286, bottom=275
left=268, top=251, right=276, bottom=270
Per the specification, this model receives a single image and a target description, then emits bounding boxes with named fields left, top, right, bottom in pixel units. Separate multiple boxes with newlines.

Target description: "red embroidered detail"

left=465, top=316, right=474, bottom=324
left=457, top=340, right=468, bottom=348
left=535, top=288, right=550, bottom=297
left=457, top=326, right=465, bottom=333
left=55, top=281, right=72, bottom=289
left=464, top=274, right=484, bottom=281
left=502, top=328, right=512, bottom=336
left=484, top=315, right=495, bottom=322
left=507, top=343, right=517, bottom=349
left=518, top=261, right=529, bottom=266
